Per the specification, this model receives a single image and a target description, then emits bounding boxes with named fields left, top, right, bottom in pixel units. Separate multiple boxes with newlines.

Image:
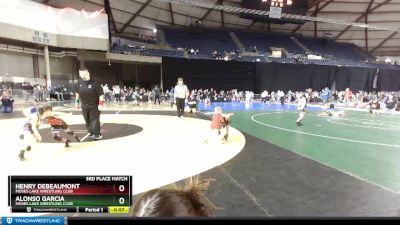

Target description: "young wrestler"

left=205, top=106, right=233, bottom=144
left=41, top=106, right=80, bottom=147
left=19, top=105, right=81, bottom=160
left=18, top=104, right=42, bottom=161
left=296, top=94, right=307, bottom=126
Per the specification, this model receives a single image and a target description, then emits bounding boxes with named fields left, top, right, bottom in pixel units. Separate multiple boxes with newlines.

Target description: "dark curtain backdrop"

left=257, top=63, right=377, bottom=92
left=378, top=68, right=400, bottom=91
left=162, top=58, right=400, bottom=92
left=162, top=57, right=256, bottom=91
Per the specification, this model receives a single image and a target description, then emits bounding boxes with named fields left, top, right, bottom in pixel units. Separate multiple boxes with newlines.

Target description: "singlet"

left=298, top=98, right=307, bottom=111
left=23, top=108, right=40, bottom=132
left=47, top=116, right=65, bottom=126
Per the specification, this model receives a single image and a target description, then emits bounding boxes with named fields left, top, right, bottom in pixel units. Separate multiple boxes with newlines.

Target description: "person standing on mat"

left=296, top=94, right=307, bottom=126
left=174, top=77, right=188, bottom=118
left=153, top=85, right=161, bottom=105
left=170, top=87, right=175, bottom=109
left=75, top=69, right=105, bottom=140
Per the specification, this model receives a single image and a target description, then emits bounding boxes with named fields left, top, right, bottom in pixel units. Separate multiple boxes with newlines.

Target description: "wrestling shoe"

left=74, top=135, right=81, bottom=142
left=93, top=134, right=103, bottom=140
left=65, top=140, right=71, bottom=148
left=18, top=150, right=25, bottom=161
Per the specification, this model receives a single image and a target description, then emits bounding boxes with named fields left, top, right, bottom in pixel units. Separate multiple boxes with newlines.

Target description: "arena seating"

left=141, top=48, right=185, bottom=58
left=234, top=31, right=305, bottom=54
left=110, top=28, right=400, bottom=70
left=163, top=28, right=238, bottom=58
left=300, top=37, right=367, bottom=61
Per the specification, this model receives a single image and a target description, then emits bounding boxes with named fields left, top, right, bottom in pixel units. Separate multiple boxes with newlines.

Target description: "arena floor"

left=206, top=102, right=400, bottom=193
left=1, top=101, right=400, bottom=217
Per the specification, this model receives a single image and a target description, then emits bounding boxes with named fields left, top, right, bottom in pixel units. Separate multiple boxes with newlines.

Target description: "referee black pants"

left=154, top=94, right=160, bottom=105
left=176, top=98, right=185, bottom=117
left=81, top=104, right=101, bottom=135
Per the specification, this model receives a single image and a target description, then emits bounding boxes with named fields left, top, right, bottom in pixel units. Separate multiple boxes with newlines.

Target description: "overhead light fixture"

left=153, top=0, right=399, bottom=32
left=153, top=28, right=157, bottom=33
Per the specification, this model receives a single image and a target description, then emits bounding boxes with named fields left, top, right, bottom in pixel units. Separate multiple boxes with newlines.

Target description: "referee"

left=75, top=69, right=105, bottom=140
left=174, top=77, right=188, bottom=118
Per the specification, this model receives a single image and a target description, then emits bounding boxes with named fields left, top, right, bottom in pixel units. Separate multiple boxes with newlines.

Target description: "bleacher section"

left=110, top=28, right=400, bottom=70
left=141, top=48, right=185, bottom=58
left=163, top=28, right=238, bottom=57
left=235, top=31, right=305, bottom=54
left=300, top=37, right=366, bottom=61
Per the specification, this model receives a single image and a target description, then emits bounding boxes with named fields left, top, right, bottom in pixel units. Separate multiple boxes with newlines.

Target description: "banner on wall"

left=0, top=0, right=108, bottom=50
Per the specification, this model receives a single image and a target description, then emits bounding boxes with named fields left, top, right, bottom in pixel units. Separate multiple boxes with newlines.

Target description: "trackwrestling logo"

left=2, top=217, right=64, bottom=225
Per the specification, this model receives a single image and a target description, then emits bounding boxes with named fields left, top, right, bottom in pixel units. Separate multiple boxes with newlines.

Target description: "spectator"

left=385, top=93, right=397, bottom=115
left=0, top=91, right=14, bottom=113
left=321, top=87, right=331, bottom=104
left=153, top=85, right=161, bottom=105
left=169, top=87, right=175, bottom=108
left=344, top=88, right=353, bottom=105
left=102, top=84, right=112, bottom=102
left=113, top=85, right=121, bottom=103
left=33, top=84, right=39, bottom=101
left=368, top=99, right=381, bottom=114
left=185, top=93, right=198, bottom=113
left=22, top=82, right=33, bottom=101
left=54, top=85, right=65, bottom=101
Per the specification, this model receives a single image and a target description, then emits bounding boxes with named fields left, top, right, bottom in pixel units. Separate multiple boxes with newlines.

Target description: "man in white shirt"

left=174, top=77, right=189, bottom=118
left=296, top=95, right=307, bottom=126
left=113, top=85, right=121, bottom=103
left=261, top=90, right=268, bottom=103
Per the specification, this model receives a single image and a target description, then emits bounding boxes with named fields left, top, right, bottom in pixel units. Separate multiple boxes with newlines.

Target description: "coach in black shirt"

left=75, top=69, right=105, bottom=140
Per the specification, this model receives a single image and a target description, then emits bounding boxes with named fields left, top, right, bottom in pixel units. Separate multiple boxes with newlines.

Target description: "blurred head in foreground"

left=132, top=177, right=213, bottom=217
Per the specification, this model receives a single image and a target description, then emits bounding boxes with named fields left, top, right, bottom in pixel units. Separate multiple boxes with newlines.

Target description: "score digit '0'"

left=119, top=197, right=125, bottom=205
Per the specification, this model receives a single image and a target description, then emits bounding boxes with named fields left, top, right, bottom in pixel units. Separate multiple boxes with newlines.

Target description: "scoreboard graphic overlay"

left=8, top=176, right=132, bottom=214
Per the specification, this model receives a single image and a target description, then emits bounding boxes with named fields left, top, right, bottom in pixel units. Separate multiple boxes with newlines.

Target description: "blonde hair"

left=214, top=106, right=222, bottom=113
